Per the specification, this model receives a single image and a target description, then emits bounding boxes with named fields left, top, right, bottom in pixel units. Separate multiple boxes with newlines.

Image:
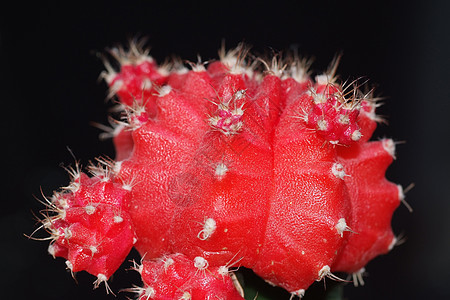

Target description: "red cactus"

left=36, top=41, right=405, bottom=299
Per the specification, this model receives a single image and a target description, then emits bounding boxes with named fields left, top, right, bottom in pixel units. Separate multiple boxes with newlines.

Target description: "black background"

left=1, top=1, right=449, bottom=299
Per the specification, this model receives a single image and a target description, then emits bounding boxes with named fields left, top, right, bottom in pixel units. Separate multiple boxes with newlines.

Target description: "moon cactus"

left=35, top=41, right=406, bottom=299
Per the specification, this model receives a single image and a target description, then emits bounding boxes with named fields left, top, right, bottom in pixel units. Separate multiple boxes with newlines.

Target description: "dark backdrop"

left=1, top=1, right=449, bottom=299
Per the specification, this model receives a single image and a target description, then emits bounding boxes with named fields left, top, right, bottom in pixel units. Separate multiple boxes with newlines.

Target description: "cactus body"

left=38, top=42, right=402, bottom=299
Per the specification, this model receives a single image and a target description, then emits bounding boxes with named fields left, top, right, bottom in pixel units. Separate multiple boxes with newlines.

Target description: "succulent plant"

left=34, top=40, right=407, bottom=299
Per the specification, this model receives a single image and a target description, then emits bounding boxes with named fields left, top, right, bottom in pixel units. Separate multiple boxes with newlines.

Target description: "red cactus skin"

left=38, top=42, right=405, bottom=299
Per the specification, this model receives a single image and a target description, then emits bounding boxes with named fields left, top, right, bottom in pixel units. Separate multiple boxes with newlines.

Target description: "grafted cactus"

left=35, top=41, right=407, bottom=299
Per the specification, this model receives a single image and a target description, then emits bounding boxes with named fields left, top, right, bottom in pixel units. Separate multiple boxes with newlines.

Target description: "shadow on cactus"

left=31, top=39, right=411, bottom=299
